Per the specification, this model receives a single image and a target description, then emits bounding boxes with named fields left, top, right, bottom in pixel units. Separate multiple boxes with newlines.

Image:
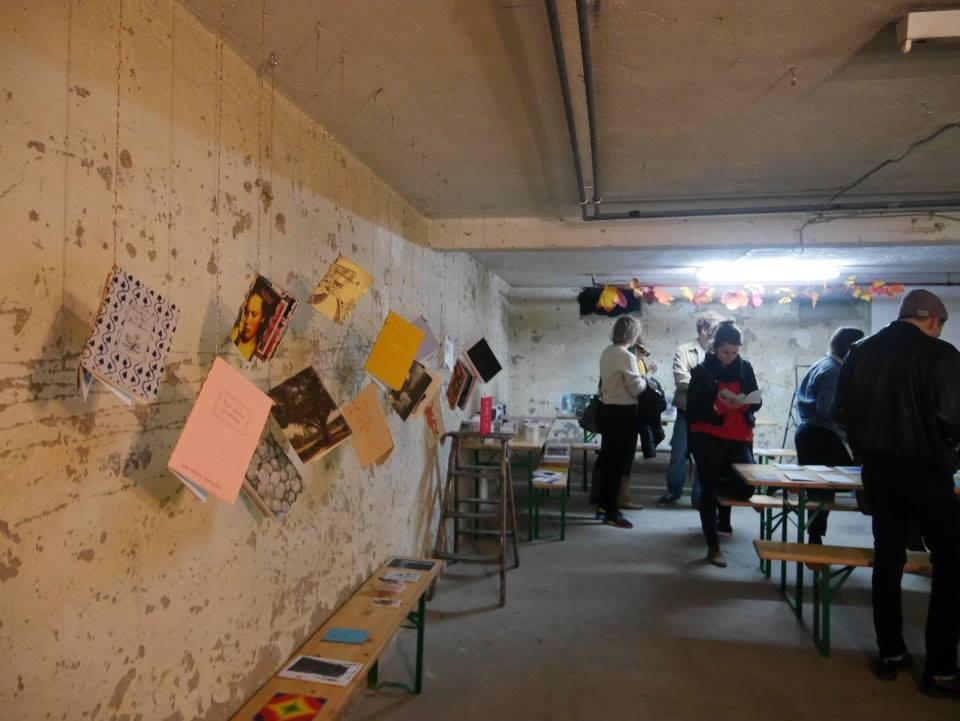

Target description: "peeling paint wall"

left=508, top=290, right=869, bottom=449
left=1, top=1, right=508, bottom=718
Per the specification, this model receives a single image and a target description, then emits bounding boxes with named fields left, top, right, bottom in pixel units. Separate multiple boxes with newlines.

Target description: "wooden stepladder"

left=432, top=431, right=521, bottom=606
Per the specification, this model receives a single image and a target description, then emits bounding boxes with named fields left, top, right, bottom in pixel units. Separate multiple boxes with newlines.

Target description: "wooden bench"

left=229, top=557, right=442, bottom=720
left=754, top=540, right=931, bottom=658
left=530, top=459, right=570, bottom=541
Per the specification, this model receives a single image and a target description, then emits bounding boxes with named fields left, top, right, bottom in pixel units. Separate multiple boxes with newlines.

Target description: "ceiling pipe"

left=575, top=0, right=600, bottom=212
left=557, top=1, right=960, bottom=221
left=544, top=0, right=590, bottom=222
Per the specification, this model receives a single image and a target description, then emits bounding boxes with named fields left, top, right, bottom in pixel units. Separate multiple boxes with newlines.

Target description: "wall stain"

left=206, top=252, right=218, bottom=275
left=77, top=548, right=95, bottom=562
left=231, top=211, right=252, bottom=239
left=125, top=243, right=137, bottom=258
left=28, top=209, right=39, bottom=221
left=97, top=165, right=113, bottom=190
left=0, top=520, right=22, bottom=544
left=259, top=180, right=273, bottom=212
left=73, top=85, right=90, bottom=97
left=27, top=140, right=46, bottom=153
left=0, top=550, right=21, bottom=581
left=108, top=667, right=137, bottom=710
left=119, top=149, right=133, bottom=169
left=274, top=212, right=286, bottom=234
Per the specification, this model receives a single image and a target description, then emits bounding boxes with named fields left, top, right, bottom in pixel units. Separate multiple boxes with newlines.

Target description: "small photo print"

left=446, top=359, right=469, bottom=410
left=244, top=434, right=304, bottom=522
left=230, top=274, right=298, bottom=362
left=382, top=570, right=421, bottom=583
left=371, top=598, right=402, bottom=609
left=269, top=367, right=352, bottom=464
left=278, top=655, right=363, bottom=687
left=388, top=360, right=432, bottom=421
left=310, top=255, right=373, bottom=325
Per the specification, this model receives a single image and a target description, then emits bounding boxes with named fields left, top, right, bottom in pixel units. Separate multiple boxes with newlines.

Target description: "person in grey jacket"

left=658, top=312, right=722, bottom=507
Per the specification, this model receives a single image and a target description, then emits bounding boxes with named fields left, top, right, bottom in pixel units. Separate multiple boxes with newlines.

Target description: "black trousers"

left=794, top=424, right=854, bottom=539
left=594, top=404, right=639, bottom=517
left=690, top=432, right=754, bottom=547
left=862, top=456, right=960, bottom=675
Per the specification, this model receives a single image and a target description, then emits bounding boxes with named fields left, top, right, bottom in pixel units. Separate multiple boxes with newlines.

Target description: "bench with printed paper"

left=718, top=388, right=762, bottom=406
left=532, top=469, right=563, bottom=484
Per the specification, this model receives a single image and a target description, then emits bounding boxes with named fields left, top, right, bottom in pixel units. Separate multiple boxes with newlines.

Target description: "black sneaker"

left=603, top=513, right=634, bottom=529
left=922, top=671, right=960, bottom=698
left=656, top=494, right=680, bottom=507
left=871, top=653, right=912, bottom=681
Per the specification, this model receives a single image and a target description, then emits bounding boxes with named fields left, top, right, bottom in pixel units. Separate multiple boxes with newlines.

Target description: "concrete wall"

left=1, top=1, right=508, bottom=718
left=508, top=289, right=870, bottom=450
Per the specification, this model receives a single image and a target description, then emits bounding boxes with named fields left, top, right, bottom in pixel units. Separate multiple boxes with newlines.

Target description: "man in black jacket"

left=834, top=289, right=960, bottom=696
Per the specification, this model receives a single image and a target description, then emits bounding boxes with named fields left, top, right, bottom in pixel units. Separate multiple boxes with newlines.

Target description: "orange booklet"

left=364, top=312, right=424, bottom=391
left=342, top=384, right=394, bottom=468
left=167, top=358, right=273, bottom=503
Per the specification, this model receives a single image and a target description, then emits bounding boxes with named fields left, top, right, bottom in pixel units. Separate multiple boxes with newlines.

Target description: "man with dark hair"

left=834, top=289, right=960, bottom=696
left=794, top=326, right=865, bottom=543
left=658, top=311, right=723, bottom=507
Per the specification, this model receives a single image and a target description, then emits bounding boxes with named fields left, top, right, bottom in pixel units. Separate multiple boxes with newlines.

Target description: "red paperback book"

left=479, top=395, right=493, bottom=435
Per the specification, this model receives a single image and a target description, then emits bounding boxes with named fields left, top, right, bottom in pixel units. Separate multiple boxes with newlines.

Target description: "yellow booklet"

left=364, top=312, right=424, bottom=390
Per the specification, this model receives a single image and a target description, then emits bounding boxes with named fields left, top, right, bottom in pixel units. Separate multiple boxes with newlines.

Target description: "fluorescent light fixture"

left=695, top=259, right=839, bottom=284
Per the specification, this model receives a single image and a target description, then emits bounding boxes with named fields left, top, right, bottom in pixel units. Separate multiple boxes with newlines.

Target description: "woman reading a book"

left=687, top=321, right=761, bottom=567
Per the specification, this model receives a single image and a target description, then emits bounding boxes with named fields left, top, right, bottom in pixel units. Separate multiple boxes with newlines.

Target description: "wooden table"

left=229, top=557, right=441, bottom=720
left=733, top=463, right=861, bottom=617
left=461, top=417, right=557, bottom=541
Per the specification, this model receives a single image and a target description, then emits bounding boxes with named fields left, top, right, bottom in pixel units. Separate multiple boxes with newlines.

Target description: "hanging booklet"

left=364, top=312, right=424, bottom=390
left=464, top=337, right=502, bottom=383
left=268, top=367, right=352, bottom=464
left=229, top=274, right=298, bottom=362
left=167, top=358, right=272, bottom=503
left=309, top=255, right=372, bottom=324
left=341, top=384, right=394, bottom=468
left=411, top=316, right=440, bottom=361
left=242, top=427, right=307, bottom=522
left=78, top=266, right=180, bottom=404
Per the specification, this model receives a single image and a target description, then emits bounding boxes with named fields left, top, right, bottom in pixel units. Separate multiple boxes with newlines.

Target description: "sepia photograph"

left=268, top=367, right=352, bottom=464
left=389, top=360, right=432, bottom=421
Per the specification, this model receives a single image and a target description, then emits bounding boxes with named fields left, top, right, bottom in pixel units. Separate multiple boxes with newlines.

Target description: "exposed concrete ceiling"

left=181, top=0, right=960, bottom=220
left=471, top=243, right=960, bottom=287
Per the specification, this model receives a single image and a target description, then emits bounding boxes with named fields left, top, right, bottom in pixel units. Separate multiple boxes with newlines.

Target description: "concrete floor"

left=352, top=461, right=956, bottom=721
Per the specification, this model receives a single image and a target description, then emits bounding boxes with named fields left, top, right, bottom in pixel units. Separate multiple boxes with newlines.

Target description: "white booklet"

left=279, top=655, right=362, bottom=686
left=719, top=388, right=762, bottom=405
left=818, top=472, right=855, bottom=484
left=784, top=471, right=818, bottom=482
left=774, top=463, right=803, bottom=471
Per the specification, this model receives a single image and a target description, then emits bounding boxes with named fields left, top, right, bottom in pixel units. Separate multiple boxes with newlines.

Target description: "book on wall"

left=442, top=336, right=455, bottom=370
left=445, top=357, right=473, bottom=410
left=309, top=255, right=373, bottom=325
left=411, top=316, right=440, bottom=361
left=229, top=274, right=299, bottom=362
left=253, top=692, right=326, bottom=721
left=242, top=426, right=306, bottom=522
left=167, top=358, right=273, bottom=503
left=456, top=361, right=478, bottom=411
left=388, top=360, right=433, bottom=421
left=78, top=266, right=180, bottom=404
left=479, top=396, right=493, bottom=434
left=424, top=393, right=446, bottom=447
left=412, top=367, right=442, bottom=418
left=464, top=337, right=502, bottom=383
left=364, top=312, right=425, bottom=390
left=341, top=384, right=394, bottom=468
left=268, top=367, right=352, bottom=464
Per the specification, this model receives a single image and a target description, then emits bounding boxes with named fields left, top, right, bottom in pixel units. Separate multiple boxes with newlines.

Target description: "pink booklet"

left=167, top=358, right=273, bottom=503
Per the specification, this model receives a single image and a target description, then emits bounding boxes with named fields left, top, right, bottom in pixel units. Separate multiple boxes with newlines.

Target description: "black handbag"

left=579, top=396, right=603, bottom=434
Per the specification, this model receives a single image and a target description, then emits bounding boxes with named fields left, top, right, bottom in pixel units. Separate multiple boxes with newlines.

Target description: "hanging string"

left=62, top=0, right=74, bottom=306
left=267, top=61, right=275, bottom=279
left=111, top=0, right=125, bottom=266
left=213, top=0, right=225, bottom=355
left=255, top=0, right=266, bottom=272
left=165, top=0, right=175, bottom=302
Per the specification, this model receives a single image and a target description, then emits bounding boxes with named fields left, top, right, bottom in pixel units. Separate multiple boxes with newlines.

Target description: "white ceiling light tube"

left=695, top=259, right=840, bottom=284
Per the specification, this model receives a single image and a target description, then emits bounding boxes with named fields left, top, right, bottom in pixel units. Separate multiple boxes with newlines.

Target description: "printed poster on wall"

left=364, top=312, right=424, bottom=390
left=268, top=367, right=352, bottom=464
left=341, top=384, right=394, bottom=468
left=229, top=274, right=299, bottom=362
left=309, top=255, right=373, bottom=325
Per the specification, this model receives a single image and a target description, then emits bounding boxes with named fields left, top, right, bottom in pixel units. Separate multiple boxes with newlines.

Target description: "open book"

left=719, top=388, right=762, bottom=405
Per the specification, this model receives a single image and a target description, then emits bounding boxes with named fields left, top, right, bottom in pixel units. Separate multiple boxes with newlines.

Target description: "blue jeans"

left=666, top=410, right=701, bottom=503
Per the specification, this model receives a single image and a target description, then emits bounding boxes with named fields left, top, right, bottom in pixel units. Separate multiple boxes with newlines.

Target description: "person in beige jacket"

left=657, top=312, right=722, bottom=508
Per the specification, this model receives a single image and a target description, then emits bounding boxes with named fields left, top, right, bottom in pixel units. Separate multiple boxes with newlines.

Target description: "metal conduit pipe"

left=544, top=0, right=591, bottom=221
left=575, top=0, right=601, bottom=210
left=559, top=1, right=960, bottom=221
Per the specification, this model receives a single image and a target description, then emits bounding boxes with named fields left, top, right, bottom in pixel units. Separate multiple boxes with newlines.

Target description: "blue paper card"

left=323, top=627, right=369, bottom=645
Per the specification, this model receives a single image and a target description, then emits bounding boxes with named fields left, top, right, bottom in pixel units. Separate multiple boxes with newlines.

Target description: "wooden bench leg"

left=560, top=490, right=566, bottom=541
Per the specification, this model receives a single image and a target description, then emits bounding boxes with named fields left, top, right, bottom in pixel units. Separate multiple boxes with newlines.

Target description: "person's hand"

left=646, top=359, right=658, bottom=374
